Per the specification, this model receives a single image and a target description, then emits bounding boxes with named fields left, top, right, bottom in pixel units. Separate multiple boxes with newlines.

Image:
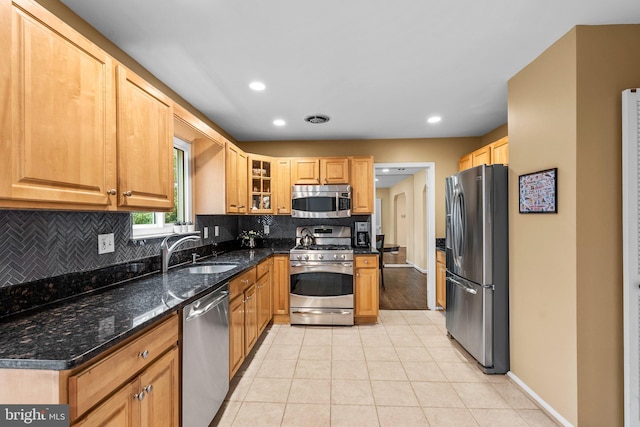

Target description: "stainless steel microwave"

left=291, top=184, right=351, bottom=218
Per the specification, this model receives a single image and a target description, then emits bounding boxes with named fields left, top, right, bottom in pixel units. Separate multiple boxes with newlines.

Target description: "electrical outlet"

left=203, top=227, right=209, bottom=239
left=214, top=226, right=219, bottom=237
left=264, top=224, right=269, bottom=235
left=98, top=233, right=115, bottom=254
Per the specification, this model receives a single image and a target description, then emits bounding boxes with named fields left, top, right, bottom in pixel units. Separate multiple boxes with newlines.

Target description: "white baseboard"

left=507, top=371, right=574, bottom=427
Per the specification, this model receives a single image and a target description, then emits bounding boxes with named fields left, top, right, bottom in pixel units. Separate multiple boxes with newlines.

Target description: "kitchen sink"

left=186, top=264, right=238, bottom=274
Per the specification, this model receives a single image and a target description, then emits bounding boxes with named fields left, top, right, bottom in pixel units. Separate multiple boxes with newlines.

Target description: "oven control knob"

left=340, top=254, right=346, bottom=260
left=297, top=255, right=302, bottom=260
left=304, top=254, right=309, bottom=260
left=318, top=254, right=324, bottom=260
left=333, top=254, right=338, bottom=260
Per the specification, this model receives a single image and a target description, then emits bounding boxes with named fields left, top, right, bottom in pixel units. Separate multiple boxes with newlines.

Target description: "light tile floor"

left=211, top=310, right=559, bottom=427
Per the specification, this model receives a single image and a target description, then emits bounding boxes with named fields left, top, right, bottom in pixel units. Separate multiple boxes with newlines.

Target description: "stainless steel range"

left=290, top=225, right=354, bottom=326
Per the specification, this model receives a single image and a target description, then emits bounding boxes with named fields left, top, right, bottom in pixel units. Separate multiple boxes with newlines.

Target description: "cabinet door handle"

left=138, top=350, right=149, bottom=359
left=107, top=189, right=116, bottom=195
left=144, top=384, right=153, bottom=394
left=123, top=191, right=132, bottom=197
left=133, top=391, right=145, bottom=401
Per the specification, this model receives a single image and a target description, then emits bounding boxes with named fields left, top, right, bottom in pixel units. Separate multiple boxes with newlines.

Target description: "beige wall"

left=509, top=25, right=640, bottom=426
left=239, top=137, right=481, bottom=238
left=574, top=25, right=640, bottom=426
left=480, top=123, right=508, bottom=146
left=508, top=29, right=579, bottom=424
left=375, top=187, right=391, bottom=237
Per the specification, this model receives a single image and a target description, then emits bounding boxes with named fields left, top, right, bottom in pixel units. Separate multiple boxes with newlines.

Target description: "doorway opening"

left=372, top=162, right=436, bottom=310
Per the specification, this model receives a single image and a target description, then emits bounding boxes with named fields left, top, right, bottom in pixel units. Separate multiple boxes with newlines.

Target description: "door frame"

left=372, top=162, right=436, bottom=310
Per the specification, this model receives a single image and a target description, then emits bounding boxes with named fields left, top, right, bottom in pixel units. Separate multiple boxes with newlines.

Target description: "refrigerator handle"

left=447, top=276, right=478, bottom=295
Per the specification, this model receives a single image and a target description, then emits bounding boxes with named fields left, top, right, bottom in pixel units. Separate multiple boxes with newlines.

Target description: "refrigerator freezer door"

left=446, top=166, right=493, bottom=286
left=446, top=272, right=493, bottom=367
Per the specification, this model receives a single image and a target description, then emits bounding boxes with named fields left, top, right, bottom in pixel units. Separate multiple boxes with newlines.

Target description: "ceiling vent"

left=304, top=114, right=330, bottom=124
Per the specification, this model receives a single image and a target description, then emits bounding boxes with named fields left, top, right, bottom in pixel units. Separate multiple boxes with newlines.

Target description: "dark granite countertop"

left=0, top=247, right=286, bottom=371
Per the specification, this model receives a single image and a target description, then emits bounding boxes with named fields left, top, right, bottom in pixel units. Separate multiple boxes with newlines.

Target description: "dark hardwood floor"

left=379, top=264, right=428, bottom=310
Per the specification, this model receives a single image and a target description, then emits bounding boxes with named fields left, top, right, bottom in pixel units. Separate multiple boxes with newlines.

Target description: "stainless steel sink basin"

left=186, top=264, right=237, bottom=274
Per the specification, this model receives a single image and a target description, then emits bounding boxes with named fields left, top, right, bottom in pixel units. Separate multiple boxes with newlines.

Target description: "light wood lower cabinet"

left=69, top=315, right=179, bottom=425
left=354, top=255, right=379, bottom=323
left=256, top=259, right=273, bottom=336
left=74, top=347, right=179, bottom=427
left=436, top=250, right=446, bottom=309
left=228, top=294, right=245, bottom=379
left=271, top=254, right=290, bottom=324
left=228, top=267, right=258, bottom=379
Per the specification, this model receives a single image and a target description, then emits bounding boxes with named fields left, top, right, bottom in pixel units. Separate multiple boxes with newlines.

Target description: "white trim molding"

left=507, top=371, right=574, bottom=427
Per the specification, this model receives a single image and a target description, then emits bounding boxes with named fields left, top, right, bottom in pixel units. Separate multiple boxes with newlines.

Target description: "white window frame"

left=131, top=137, right=192, bottom=239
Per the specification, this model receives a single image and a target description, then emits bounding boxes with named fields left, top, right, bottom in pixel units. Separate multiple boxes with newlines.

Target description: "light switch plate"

left=203, top=227, right=209, bottom=239
left=264, top=224, right=269, bottom=235
left=98, top=233, right=115, bottom=254
left=214, top=226, right=219, bottom=237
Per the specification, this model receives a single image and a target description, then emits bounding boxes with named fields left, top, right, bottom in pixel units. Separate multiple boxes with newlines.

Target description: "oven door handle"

left=290, top=262, right=352, bottom=268
left=290, top=263, right=353, bottom=275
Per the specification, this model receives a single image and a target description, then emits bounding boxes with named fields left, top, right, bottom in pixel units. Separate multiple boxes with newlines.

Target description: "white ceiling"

left=61, top=0, right=640, bottom=142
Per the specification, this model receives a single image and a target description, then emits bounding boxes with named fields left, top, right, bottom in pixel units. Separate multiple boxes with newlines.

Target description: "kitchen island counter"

left=0, top=247, right=287, bottom=370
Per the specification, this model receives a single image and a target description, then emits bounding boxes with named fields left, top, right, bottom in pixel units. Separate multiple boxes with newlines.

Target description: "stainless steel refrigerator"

left=445, top=164, right=509, bottom=374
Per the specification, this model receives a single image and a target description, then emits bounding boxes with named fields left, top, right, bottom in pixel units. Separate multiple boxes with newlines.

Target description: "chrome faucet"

left=161, top=234, right=201, bottom=273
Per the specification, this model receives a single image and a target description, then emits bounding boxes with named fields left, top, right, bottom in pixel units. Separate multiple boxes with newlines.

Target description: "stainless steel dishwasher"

left=182, top=284, right=230, bottom=427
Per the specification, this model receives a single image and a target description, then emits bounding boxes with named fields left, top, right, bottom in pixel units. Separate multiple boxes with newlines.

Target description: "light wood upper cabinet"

left=116, top=66, right=174, bottom=211
left=291, top=157, right=350, bottom=185
left=458, top=153, right=473, bottom=171
left=225, top=142, right=248, bottom=213
left=174, top=104, right=226, bottom=215
left=490, top=136, right=509, bottom=165
left=275, top=159, right=292, bottom=214
left=249, top=155, right=273, bottom=213
left=471, top=145, right=491, bottom=168
left=321, top=158, right=350, bottom=184
left=291, top=158, right=321, bottom=184
left=458, top=137, right=509, bottom=171
left=350, top=157, right=374, bottom=214
left=0, top=0, right=117, bottom=209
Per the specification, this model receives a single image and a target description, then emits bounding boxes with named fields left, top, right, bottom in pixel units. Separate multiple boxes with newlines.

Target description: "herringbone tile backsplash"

left=0, top=210, right=366, bottom=288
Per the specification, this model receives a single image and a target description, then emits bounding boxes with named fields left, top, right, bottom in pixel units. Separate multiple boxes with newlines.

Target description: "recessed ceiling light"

left=382, top=168, right=390, bottom=173
left=249, top=81, right=266, bottom=91
left=427, top=115, right=442, bottom=124
left=273, top=119, right=286, bottom=126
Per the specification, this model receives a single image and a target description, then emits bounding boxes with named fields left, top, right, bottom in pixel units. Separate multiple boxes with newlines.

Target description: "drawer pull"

left=138, top=350, right=149, bottom=359
left=133, top=391, right=145, bottom=401
left=107, top=188, right=116, bottom=195
left=123, top=191, right=132, bottom=197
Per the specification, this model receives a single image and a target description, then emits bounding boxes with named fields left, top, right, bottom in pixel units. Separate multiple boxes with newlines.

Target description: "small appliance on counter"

left=354, top=221, right=370, bottom=248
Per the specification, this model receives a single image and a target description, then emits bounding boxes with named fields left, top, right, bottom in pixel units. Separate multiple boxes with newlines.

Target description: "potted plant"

left=238, top=230, right=263, bottom=248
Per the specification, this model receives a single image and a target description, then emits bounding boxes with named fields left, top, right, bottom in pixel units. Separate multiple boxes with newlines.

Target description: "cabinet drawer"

left=257, top=259, right=270, bottom=279
left=355, top=255, right=377, bottom=269
left=69, top=314, right=179, bottom=419
left=229, top=267, right=257, bottom=299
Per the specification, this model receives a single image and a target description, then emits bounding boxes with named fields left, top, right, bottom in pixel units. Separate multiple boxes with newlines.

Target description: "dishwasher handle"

left=186, top=289, right=229, bottom=321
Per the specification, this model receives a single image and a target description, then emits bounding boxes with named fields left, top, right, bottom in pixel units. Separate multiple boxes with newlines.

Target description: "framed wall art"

left=518, top=168, right=558, bottom=213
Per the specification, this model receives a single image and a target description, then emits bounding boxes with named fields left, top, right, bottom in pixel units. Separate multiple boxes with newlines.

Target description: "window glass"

left=131, top=137, right=191, bottom=238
